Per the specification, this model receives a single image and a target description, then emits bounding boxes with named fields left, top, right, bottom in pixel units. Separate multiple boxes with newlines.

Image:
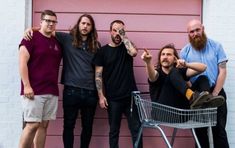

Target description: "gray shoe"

left=201, top=94, right=225, bottom=108
left=190, top=91, right=210, bottom=109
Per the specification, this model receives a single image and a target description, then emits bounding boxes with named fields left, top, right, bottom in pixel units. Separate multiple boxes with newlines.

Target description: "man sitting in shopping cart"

left=141, top=43, right=224, bottom=109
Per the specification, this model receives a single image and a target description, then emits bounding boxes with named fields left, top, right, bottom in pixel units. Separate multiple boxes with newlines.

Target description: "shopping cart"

left=132, top=91, right=217, bottom=148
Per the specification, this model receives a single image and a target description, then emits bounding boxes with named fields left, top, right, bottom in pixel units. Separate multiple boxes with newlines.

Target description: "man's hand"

left=118, top=28, right=125, bottom=39
left=117, top=27, right=125, bottom=37
left=23, top=28, right=34, bottom=40
left=24, top=85, right=34, bottom=100
left=141, top=48, right=152, bottom=64
left=99, top=96, right=108, bottom=109
left=176, top=59, right=187, bottom=68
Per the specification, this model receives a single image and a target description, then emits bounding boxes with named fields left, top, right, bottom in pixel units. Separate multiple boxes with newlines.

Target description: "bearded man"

left=181, top=19, right=229, bottom=148
left=142, top=44, right=224, bottom=110
left=93, top=20, right=142, bottom=148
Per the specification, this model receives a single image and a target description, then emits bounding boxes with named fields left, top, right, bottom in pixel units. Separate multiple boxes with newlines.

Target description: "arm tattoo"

left=131, top=41, right=137, bottom=49
left=96, top=72, right=102, bottom=78
left=124, top=39, right=131, bottom=49
left=95, top=72, right=103, bottom=91
left=119, top=29, right=125, bottom=36
left=123, top=38, right=137, bottom=56
left=95, top=79, right=102, bottom=91
left=219, top=61, right=227, bottom=69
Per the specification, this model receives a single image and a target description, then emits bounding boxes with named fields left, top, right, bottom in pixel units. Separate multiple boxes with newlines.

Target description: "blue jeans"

left=107, top=97, right=143, bottom=148
left=63, top=85, right=98, bottom=148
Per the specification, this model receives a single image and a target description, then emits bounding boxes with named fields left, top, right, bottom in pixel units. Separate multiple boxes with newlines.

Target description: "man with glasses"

left=18, top=10, right=62, bottom=148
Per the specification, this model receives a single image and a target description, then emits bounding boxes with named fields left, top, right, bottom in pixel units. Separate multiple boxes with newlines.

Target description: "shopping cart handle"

left=132, top=91, right=150, bottom=95
left=132, top=91, right=140, bottom=95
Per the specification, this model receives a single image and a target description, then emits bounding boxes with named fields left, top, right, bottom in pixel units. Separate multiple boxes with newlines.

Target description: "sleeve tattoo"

left=124, top=39, right=131, bottom=49
left=95, top=72, right=103, bottom=91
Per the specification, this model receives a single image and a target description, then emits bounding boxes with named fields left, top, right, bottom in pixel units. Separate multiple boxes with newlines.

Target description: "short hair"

left=110, top=20, right=125, bottom=31
left=156, top=43, right=179, bottom=69
left=41, top=10, right=57, bottom=20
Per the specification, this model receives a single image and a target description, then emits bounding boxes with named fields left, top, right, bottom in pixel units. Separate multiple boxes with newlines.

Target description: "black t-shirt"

left=93, top=43, right=137, bottom=100
left=149, top=68, right=190, bottom=109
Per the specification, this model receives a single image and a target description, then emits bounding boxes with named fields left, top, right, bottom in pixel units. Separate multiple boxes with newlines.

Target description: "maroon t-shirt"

left=19, top=31, right=62, bottom=96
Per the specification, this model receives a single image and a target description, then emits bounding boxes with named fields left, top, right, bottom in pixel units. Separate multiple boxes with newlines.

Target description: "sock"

left=185, top=89, right=194, bottom=100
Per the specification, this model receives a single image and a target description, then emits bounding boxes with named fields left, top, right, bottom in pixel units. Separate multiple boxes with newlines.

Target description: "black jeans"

left=157, top=68, right=190, bottom=108
left=191, top=77, right=229, bottom=148
left=107, top=97, right=143, bottom=148
left=63, top=86, right=98, bottom=148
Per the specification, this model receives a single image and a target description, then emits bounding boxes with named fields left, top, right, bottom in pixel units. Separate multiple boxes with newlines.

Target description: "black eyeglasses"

left=42, top=19, right=58, bottom=24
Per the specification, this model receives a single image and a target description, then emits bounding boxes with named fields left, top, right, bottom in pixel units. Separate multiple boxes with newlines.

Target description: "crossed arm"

left=184, top=61, right=207, bottom=77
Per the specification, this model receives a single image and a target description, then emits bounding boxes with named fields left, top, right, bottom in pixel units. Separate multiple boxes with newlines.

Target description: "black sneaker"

left=201, top=94, right=225, bottom=108
left=190, top=91, right=210, bottom=109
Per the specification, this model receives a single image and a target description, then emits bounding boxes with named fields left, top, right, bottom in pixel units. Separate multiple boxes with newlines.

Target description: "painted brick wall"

left=0, top=0, right=28, bottom=148
left=32, top=0, right=202, bottom=147
left=1, top=0, right=235, bottom=148
left=203, top=0, right=235, bottom=147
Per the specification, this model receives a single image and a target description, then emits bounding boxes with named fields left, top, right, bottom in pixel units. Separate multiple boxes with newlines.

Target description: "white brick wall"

left=0, top=0, right=30, bottom=147
left=203, top=0, right=235, bottom=147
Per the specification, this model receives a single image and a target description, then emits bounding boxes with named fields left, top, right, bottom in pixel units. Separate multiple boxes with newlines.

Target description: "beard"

left=80, top=29, right=90, bottom=37
left=189, top=32, right=207, bottom=50
left=111, top=34, right=122, bottom=45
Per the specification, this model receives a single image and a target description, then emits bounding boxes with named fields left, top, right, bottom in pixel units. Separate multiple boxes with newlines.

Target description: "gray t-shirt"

left=56, top=32, right=96, bottom=90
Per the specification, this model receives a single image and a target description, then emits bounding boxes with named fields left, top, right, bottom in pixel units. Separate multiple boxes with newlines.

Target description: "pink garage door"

left=32, top=0, right=202, bottom=147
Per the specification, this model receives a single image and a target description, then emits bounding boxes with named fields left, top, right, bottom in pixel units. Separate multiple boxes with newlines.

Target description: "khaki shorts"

left=21, top=94, right=58, bottom=122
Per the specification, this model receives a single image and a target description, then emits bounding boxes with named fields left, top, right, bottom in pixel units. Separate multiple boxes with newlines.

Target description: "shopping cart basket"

left=132, top=91, right=217, bottom=148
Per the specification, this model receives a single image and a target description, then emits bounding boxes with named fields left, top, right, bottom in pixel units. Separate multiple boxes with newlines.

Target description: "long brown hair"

left=156, top=43, right=179, bottom=69
left=69, top=14, right=99, bottom=53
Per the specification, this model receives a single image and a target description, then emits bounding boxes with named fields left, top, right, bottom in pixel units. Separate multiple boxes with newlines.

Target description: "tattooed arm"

left=118, top=29, right=138, bottom=57
left=212, top=61, right=227, bottom=96
left=123, top=38, right=138, bottom=57
left=95, top=66, right=108, bottom=109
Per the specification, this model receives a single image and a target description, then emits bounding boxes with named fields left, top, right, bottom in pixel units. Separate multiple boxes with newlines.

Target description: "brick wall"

left=0, top=0, right=30, bottom=148
left=203, top=0, right=235, bottom=147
